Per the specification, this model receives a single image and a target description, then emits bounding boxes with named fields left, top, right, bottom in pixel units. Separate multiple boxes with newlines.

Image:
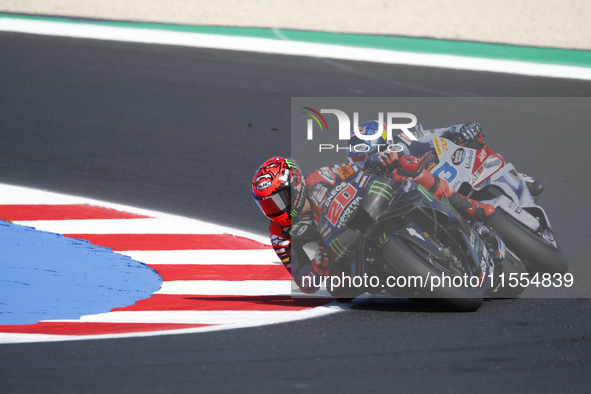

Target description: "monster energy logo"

left=285, top=158, right=301, bottom=172
left=417, top=185, right=438, bottom=203
left=368, top=180, right=394, bottom=200
left=471, top=231, right=481, bottom=254
left=329, top=238, right=352, bottom=258
left=378, top=232, right=388, bottom=246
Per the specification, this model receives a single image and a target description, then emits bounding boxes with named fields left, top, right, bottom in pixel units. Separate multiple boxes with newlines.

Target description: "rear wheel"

left=486, top=211, right=569, bottom=274
left=380, top=236, right=483, bottom=312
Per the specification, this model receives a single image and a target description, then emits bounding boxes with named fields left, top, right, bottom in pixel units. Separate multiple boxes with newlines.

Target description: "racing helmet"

left=347, top=120, right=395, bottom=168
left=252, top=157, right=306, bottom=227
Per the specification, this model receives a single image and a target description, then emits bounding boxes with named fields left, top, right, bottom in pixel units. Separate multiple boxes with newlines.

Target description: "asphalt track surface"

left=1, top=31, right=591, bottom=393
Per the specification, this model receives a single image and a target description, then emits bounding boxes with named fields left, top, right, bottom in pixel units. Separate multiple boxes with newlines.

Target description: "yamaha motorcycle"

left=311, top=170, right=527, bottom=312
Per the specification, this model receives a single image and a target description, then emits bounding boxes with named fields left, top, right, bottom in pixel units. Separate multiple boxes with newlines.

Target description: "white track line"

left=0, top=17, right=590, bottom=80
left=155, top=280, right=292, bottom=296
left=54, top=310, right=307, bottom=325
left=0, top=183, right=270, bottom=243
left=122, top=250, right=281, bottom=266
left=0, top=304, right=346, bottom=344
left=13, top=218, right=240, bottom=235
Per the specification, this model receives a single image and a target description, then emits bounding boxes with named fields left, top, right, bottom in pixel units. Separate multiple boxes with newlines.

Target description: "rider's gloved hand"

left=396, top=154, right=423, bottom=178
left=379, top=150, right=400, bottom=168
left=311, top=246, right=331, bottom=276
left=375, top=151, right=401, bottom=176
left=290, top=214, right=320, bottom=243
left=454, top=121, right=484, bottom=149
left=363, top=151, right=399, bottom=176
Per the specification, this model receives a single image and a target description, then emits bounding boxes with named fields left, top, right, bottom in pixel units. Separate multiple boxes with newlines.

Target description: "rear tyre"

left=486, top=211, right=569, bottom=274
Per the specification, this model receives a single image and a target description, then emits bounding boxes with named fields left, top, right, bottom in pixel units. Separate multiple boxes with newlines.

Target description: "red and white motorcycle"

left=423, top=137, right=568, bottom=274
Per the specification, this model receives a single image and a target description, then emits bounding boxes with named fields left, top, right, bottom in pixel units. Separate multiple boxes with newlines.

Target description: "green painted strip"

left=2, top=12, right=591, bottom=68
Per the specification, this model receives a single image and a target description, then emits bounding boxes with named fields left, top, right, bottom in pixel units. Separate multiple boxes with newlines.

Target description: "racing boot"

left=392, top=154, right=494, bottom=222
left=519, top=173, right=544, bottom=197
left=449, top=192, right=495, bottom=222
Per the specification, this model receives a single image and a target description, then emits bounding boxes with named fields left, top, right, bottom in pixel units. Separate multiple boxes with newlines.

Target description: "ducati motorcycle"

left=424, top=137, right=568, bottom=274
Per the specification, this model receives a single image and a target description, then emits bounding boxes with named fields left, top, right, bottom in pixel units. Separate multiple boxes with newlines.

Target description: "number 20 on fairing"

left=326, top=184, right=357, bottom=226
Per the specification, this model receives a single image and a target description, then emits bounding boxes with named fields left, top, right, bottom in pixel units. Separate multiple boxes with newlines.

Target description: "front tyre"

left=380, top=236, right=483, bottom=312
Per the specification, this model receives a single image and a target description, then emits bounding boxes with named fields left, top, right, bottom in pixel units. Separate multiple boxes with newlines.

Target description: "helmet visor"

left=256, top=187, right=291, bottom=219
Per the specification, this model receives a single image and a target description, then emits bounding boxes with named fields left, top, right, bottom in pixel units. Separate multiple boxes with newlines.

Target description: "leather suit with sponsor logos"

left=394, top=121, right=543, bottom=197
left=394, top=123, right=482, bottom=169
left=269, top=158, right=459, bottom=294
left=266, top=123, right=505, bottom=295
left=269, top=164, right=358, bottom=294
left=269, top=215, right=324, bottom=294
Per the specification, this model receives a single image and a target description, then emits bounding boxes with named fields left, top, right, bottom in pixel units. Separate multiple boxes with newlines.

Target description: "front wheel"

left=486, top=211, right=569, bottom=274
left=380, top=236, right=483, bottom=312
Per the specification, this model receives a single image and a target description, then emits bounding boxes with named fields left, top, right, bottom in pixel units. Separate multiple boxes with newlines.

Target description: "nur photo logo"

left=302, top=107, right=417, bottom=153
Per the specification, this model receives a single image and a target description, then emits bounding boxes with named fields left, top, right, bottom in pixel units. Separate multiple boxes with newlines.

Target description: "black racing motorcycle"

left=312, top=172, right=527, bottom=312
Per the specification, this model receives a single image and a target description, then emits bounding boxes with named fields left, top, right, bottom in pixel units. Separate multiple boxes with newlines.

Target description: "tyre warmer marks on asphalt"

left=0, top=184, right=340, bottom=344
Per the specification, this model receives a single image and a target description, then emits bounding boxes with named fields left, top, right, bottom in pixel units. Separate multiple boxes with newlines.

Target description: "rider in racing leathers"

left=347, top=120, right=496, bottom=223
left=252, top=157, right=325, bottom=294
left=252, top=121, right=514, bottom=296
left=390, top=121, right=544, bottom=197
left=252, top=153, right=496, bottom=295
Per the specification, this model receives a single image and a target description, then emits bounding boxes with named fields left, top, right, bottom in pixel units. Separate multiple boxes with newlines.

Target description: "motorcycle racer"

left=252, top=157, right=324, bottom=294
left=390, top=121, right=544, bottom=197
left=347, top=120, right=495, bottom=223
left=253, top=157, right=388, bottom=295
left=390, top=120, right=485, bottom=157
left=252, top=154, right=494, bottom=295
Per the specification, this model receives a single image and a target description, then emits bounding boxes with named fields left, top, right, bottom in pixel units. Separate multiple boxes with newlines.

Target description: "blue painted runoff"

left=0, top=221, right=162, bottom=325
